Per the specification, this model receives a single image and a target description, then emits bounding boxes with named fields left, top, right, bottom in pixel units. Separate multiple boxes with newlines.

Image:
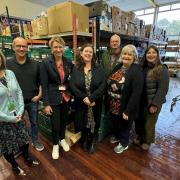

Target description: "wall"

left=0, top=0, right=47, bottom=20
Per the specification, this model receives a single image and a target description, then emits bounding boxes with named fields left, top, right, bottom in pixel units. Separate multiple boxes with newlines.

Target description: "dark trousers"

left=4, top=144, right=29, bottom=168
left=142, top=106, right=161, bottom=144
left=110, top=113, right=120, bottom=138
left=51, top=103, right=69, bottom=145
left=117, top=116, right=134, bottom=147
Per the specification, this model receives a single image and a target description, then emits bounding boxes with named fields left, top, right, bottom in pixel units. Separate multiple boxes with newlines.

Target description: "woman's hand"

left=44, top=105, right=53, bottom=115
left=90, top=102, right=96, bottom=107
left=111, top=83, right=118, bottom=92
left=149, top=105, right=158, bottom=114
left=83, top=97, right=91, bottom=106
left=31, top=95, right=40, bottom=102
left=122, top=113, right=128, bottom=120
left=15, top=115, right=22, bottom=123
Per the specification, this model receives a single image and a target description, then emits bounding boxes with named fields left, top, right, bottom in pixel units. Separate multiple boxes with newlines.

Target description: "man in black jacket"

left=6, top=37, right=44, bottom=152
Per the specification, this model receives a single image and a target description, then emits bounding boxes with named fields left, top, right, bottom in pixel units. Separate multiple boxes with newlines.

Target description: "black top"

left=112, top=63, right=144, bottom=119
left=70, top=64, right=106, bottom=102
left=6, top=56, right=40, bottom=101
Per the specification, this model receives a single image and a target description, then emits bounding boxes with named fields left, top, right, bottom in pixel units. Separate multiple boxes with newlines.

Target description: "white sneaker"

left=59, top=139, right=70, bottom=152
left=52, top=145, right=59, bottom=159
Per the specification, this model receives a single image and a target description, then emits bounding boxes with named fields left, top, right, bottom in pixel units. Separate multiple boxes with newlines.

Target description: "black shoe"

left=82, top=140, right=89, bottom=152
left=88, top=143, right=97, bottom=154
left=12, top=166, right=26, bottom=176
left=25, top=157, right=40, bottom=166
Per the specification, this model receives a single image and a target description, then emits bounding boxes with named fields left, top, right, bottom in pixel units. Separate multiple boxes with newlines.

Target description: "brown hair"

left=49, top=36, right=65, bottom=48
left=0, top=50, right=6, bottom=70
left=141, top=45, right=163, bottom=80
left=76, top=43, right=97, bottom=69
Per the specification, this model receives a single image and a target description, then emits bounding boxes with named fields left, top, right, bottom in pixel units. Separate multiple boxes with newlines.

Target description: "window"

left=134, top=8, right=154, bottom=25
left=138, top=14, right=154, bottom=25
left=172, top=3, right=180, bottom=10
left=157, top=9, right=180, bottom=38
left=159, top=5, right=170, bottom=12
left=134, top=10, right=144, bottom=16
left=145, top=8, right=155, bottom=14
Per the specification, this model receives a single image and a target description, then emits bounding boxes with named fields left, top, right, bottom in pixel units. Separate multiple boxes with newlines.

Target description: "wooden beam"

left=147, top=0, right=157, bottom=8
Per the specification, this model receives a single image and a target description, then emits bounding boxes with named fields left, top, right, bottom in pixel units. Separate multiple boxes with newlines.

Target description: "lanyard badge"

left=8, top=101, right=16, bottom=113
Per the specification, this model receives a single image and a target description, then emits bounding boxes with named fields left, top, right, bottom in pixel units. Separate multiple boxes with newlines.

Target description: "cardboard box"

left=87, top=1, right=111, bottom=17
left=99, top=15, right=112, bottom=32
left=31, top=16, right=48, bottom=36
left=47, top=1, right=89, bottom=34
left=112, top=6, right=122, bottom=33
left=65, top=130, right=81, bottom=147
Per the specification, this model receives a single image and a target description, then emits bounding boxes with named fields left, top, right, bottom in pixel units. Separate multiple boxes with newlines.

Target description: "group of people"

left=0, top=34, right=169, bottom=176
left=102, top=34, right=169, bottom=153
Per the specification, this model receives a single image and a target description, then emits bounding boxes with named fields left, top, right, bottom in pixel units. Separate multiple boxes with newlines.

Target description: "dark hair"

left=76, top=43, right=97, bottom=69
left=141, top=45, right=163, bottom=80
left=0, top=50, right=6, bottom=70
left=141, top=45, right=161, bottom=68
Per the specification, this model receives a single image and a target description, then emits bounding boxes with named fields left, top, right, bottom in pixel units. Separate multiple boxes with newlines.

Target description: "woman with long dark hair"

left=138, top=45, right=169, bottom=150
left=70, top=44, right=106, bottom=154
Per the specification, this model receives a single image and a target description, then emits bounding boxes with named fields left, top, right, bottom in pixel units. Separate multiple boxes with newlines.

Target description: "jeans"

left=24, top=101, right=38, bottom=144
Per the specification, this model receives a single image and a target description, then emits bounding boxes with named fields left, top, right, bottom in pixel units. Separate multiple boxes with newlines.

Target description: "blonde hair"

left=49, top=36, right=65, bottom=48
left=0, top=50, right=6, bottom=70
left=121, top=44, right=138, bottom=62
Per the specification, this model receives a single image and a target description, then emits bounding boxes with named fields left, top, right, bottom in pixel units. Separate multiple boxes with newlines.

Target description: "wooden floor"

left=0, top=78, right=180, bottom=180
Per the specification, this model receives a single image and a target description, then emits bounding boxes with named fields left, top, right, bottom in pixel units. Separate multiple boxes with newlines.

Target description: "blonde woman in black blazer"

left=40, top=37, right=73, bottom=159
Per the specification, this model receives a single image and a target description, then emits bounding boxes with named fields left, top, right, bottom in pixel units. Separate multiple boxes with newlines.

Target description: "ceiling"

left=24, top=0, right=180, bottom=11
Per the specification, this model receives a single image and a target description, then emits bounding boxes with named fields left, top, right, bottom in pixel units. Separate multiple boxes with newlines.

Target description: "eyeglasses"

left=15, top=45, right=28, bottom=49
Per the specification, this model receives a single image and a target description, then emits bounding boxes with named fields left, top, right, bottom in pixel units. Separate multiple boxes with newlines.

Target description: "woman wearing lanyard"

left=0, top=50, right=39, bottom=176
left=40, top=37, right=73, bottom=159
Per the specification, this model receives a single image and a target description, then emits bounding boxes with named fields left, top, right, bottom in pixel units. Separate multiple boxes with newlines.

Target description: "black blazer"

left=69, top=64, right=106, bottom=103
left=69, top=64, right=106, bottom=131
left=40, top=55, right=73, bottom=106
left=112, top=63, right=143, bottom=119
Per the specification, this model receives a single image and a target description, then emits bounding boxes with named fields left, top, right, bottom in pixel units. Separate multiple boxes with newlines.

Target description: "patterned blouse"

left=85, top=70, right=95, bottom=133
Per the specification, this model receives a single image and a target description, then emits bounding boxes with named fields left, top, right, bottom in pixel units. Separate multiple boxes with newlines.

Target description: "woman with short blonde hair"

left=107, top=44, right=143, bottom=153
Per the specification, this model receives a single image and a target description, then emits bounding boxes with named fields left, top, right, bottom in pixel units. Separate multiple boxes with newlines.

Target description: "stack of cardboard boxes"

left=87, top=1, right=112, bottom=32
left=30, top=0, right=167, bottom=41
left=31, top=1, right=89, bottom=37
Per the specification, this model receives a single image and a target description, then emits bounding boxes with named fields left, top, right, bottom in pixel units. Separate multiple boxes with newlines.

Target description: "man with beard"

left=101, top=34, right=121, bottom=77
